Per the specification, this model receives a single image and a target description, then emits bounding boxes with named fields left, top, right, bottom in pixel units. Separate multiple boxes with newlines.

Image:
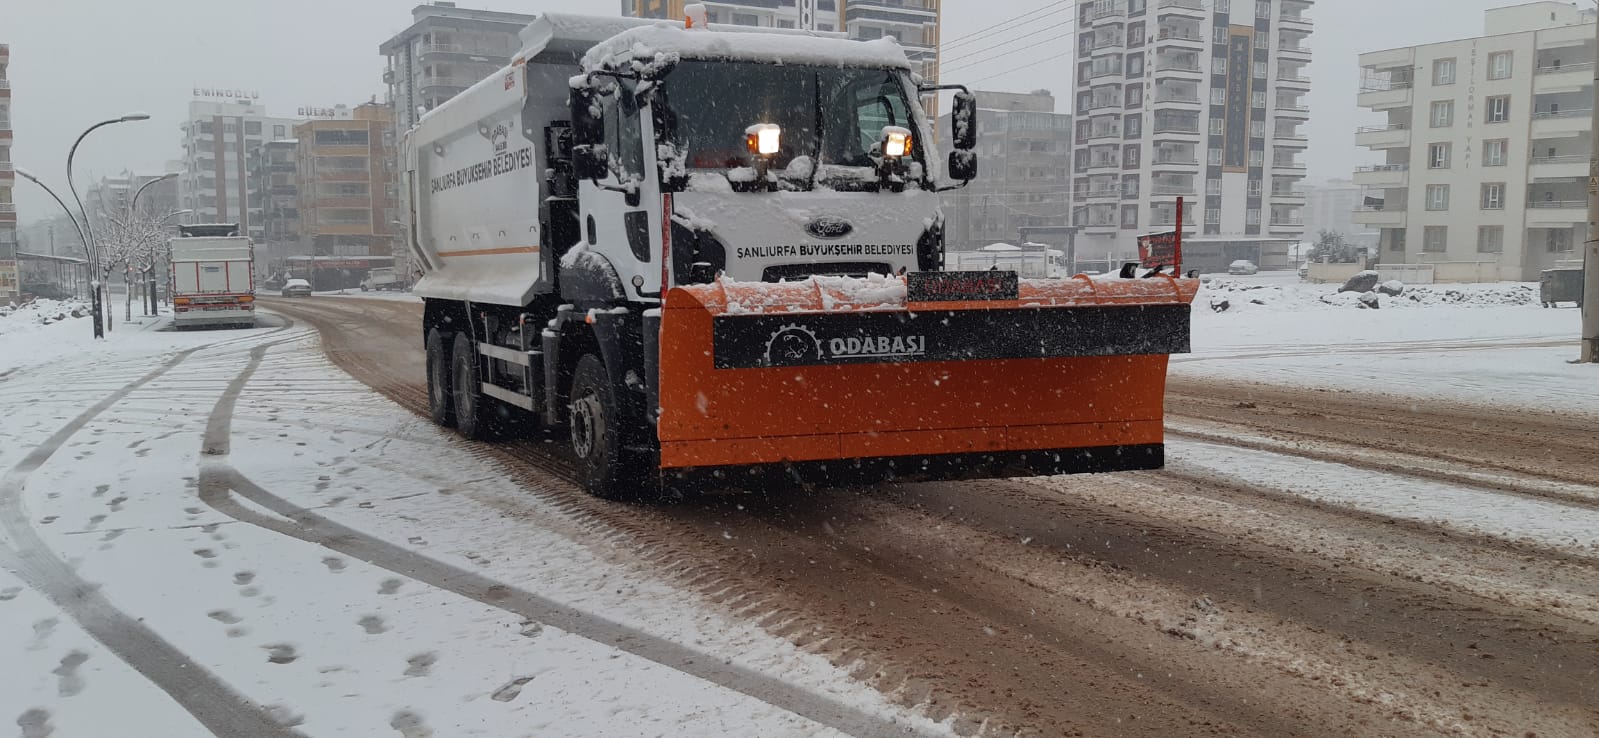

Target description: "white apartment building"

left=1354, top=1, right=1596, bottom=281
left=379, top=3, right=535, bottom=139
left=178, top=99, right=299, bottom=240
left=1072, top=0, right=1313, bottom=268
left=1303, top=178, right=1375, bottom=247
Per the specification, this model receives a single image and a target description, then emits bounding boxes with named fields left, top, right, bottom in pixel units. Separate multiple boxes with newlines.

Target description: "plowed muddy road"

left=263, top=296, right=1599, bottom=738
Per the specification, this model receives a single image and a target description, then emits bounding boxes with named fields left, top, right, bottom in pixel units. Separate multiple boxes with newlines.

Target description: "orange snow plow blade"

left=654, top=274, right=1199, bottom=487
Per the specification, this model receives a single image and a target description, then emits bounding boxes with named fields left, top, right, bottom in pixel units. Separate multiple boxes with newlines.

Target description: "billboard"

left=1223, top=26, right=1255, bottom=173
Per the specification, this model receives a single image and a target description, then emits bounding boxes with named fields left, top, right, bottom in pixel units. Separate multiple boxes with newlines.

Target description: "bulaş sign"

left=907, top=270, right=1019, bottom=302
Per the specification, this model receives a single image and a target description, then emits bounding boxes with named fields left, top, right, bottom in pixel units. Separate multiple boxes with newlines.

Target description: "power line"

left=942, top=1, right=1070, bottom=50
left=943, top=24, right=1079, bottom=75
left=941, top=17, right=1077, bottom=70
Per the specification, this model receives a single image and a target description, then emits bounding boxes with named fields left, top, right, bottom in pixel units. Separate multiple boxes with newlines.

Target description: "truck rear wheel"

left=426, top=328, right=454, bottom=427
left=451, top=333, right=493, bottom=440
left=569, top=354, right=650, bottom=501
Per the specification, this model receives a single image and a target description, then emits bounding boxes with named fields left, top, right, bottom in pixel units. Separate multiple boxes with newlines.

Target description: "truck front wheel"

left=426, top=328, right=454, bottom=427
left=569, top=354, right=648, bottom=501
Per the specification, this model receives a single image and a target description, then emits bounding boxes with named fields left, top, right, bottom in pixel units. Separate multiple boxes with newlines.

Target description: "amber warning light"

left=746, top=124, right=781, bottom=156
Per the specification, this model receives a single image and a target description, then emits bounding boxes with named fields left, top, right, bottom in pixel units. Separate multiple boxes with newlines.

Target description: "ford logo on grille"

left=805, top=216, right=854, bottom=240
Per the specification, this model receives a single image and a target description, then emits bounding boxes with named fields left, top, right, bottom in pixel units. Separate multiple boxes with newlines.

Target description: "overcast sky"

left=3, top=0, right=1561, bottom=223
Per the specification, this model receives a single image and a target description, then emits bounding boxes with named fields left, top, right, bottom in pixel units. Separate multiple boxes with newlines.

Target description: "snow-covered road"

left=0, top=313, right=944, bottom=737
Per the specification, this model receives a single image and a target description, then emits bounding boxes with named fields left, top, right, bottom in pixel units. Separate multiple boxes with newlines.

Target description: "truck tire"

left=426, top=328, right=455, bottom=427
left=568, top=354, right=649, bottom=501
left=451, top=333, right=493, bottom=440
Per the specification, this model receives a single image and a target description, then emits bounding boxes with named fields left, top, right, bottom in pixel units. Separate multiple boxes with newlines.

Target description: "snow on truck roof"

left=581, top=22, right=912, bottom=73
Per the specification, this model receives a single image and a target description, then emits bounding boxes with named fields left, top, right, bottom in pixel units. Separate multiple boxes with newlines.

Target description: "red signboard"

left=1138, top=197, right=1184, bottom=269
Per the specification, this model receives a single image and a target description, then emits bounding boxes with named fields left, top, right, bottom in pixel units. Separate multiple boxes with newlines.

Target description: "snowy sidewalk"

left=0, top=314, right=945, bottom=737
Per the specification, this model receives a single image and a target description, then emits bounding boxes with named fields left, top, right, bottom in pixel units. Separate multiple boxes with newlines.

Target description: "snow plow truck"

left=402, top=9, right=1198, bottom=500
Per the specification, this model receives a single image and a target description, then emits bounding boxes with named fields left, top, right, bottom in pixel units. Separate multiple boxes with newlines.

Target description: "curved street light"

left=64, top=112, right=152, bottom=336
left=14, top=166, right=100, bottom=336
left=129, top=171, right=177, bottom=217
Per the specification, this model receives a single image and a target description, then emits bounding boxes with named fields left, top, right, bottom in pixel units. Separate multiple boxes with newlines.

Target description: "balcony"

left=1352, top=164, right=1409, bottom=187
left=1269, top=215, right=1305, bottom=227
left=1157, top=0, right=1207, bottom=18
left=1151, top=183, right=1197, bottom=196
left=0, top=203, right=15, bottom=213
left=1154, top=92, right=1202, bottom=106
left=1527, top=199, right=1586, bottom=226
left=1280, top=12, right=1313, bottom=29
left=1084, top=188, right=1121, bottom=202
left=1276, top=73, right=1312, bottom=89
left=1531, top=108, right=1592, bottom=138
left=1272, top=160, right=1308, bottom=174
left=1155, top=28, right=1206, bottom=49
left=1154, top=60, right=1204, bottom=79
left=418, top=75, right=481, bottom=91
left=1352, top=207, right=1406, bottom=227
left=1534, top=62, right=1595, bottom=94
left=1278, top=43, right=1312, bottom=60
left=1275, top=104, right=1311, bottom=120
left=1274, top=134, right=1309, bottom=148
left=1090, top=3, right=1126, bottom=21
left=1083, top=159, right=1122, bottom=172
left=1270, top=189, right=1307, bottom=202
left=1153, top=123, right=1203, bottom=140
left=1530, top=154, right=1589, bottom=179
left=1151, top=156, right=1200, bottom=170
left=1358, top=83, right=1411, bottom=110
left=1355, top=124, right=1410, bottom=149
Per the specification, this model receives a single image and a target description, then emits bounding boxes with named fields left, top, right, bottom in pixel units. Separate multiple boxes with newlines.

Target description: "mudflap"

left=653, top=275, right=1198, bottom=487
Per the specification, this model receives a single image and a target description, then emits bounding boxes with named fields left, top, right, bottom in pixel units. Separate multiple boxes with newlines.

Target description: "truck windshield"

left=653, top=61, right=922, bottom=184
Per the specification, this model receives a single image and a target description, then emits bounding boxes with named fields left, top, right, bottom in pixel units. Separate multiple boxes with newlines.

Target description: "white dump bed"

left=172, top=238, right=254, bottom=295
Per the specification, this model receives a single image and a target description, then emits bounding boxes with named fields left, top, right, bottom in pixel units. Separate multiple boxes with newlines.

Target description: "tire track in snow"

left=198, top=341, right=939, bottom=738
left=0, top=327, right=304, bottom=738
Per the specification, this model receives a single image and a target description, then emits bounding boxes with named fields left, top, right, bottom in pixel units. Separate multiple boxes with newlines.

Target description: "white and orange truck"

left=402, top=9, right=1197, bottom=499
left=169, top=223, right=256, bottom=329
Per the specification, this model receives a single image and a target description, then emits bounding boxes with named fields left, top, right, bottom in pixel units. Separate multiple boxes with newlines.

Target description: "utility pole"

left=1584, top=12, right=1599, bottom=362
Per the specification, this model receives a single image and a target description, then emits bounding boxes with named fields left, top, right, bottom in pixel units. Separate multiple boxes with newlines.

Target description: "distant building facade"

left=249, top=139, right=301, bottom=278
left=1303, top=178, right=1375, bottom=247
left=291, top=103, right=398, bottom=289
left=937, top=90, right=1072, bottom=251
left=0, top=43, right=17, bottom=302
left=1355, top=1, right=1597, bottom=280
left=177, top=99, right=299, bottom=240
left=380, top=3, right=535, bottom=138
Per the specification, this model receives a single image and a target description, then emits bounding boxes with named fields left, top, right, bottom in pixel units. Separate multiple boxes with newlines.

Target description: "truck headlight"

left=745, top=124, right=781, bottom=157
left=881, top=126, right=912, bottom=159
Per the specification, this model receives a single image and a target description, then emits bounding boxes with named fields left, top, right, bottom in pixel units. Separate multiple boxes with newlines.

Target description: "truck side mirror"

left=570, top=87, right=609, bottom=181
left=951, top=91, right=978, bottom=152
left=947, top=150, right=977, bottom=182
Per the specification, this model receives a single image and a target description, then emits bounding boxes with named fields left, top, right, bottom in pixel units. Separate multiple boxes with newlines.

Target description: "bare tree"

left=101, top=209, right=179, bottom=321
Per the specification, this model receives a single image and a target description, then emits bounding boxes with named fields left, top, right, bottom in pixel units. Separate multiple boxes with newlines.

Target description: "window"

left=1123, top=175, right=1141, bottom=197
left=1424, top=226, right=1448, bottom=252
left=1430, top=100, right=1454, bottom=127
left=1485, top=96, right=1510, bottom=123
left=1426, top=184, right=1450, bottom=210
left=1548, top=229, right=1573, bottom=252
left=1123, top=145, right=1142, bottom=167
left=245, top=121, right=262, bottom=135
left=1252, top=91, right=1267, bottom=108
left=273, top=125, right=286, bottom=138
left=1208, top=148, right=1223, bottom=165
left=1210, top=88, right=1227, bottom=105
left=1433, top=58, right=1456, bottom=85
left=1481, top=183, right=1505, bottom=210
left=1206, top=208, right=1222, bottom=224
left=1124, top=114, right=1143, bottom=139
left=1247, top=179, right=1262, bottom=196
left=1257, top=1, right=1271, bottom=17
left=1206, top=179, right=1222, bottom=195
left=1478, top=226, right=1504, bottom=253
left=1246, top=209, right=1261, bottom=225
left=1122, top=204, right=1140, bottom=227
left=1126, top=84, right=1143, bottom=108
left=1127, top=54, right=1145, bottom=76
left=1251, top=120, right=1266, bottom=138
left=1429, top=142, right=1451, bottom=169
left=1488, top=51, right=1513, bottom=80
left=1129, top=0, right=1146, bottom=13
left=1484, top=139, right=1507, bottom=166
left=1128, top=22, right=1146, bottom=46
left=1253, top=61, right=1268, bottom=79
left=1388, top=229, right=1407, bottom=252
left=1212, top=57, right=1228, bottom=75
left=1209, top=117, right=1225, bottom=135
left=776, top=19, right=794, bottom=28
left=1248, top=150, right=1264, bottom=167
left=1213, top=26, right=1229, bottom=44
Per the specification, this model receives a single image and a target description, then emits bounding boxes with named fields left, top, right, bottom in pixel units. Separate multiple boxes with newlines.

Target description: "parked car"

left=280, top=278, right=313, bottom=297
left=1228, top=260, right=1260, bottom=275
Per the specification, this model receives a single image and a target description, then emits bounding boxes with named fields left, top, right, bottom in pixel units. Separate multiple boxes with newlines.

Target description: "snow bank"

left=584, top=23, right=911, bottom=73
left=1201, top=279, right=1539, bottom=313
left=0, top=298, right=90, bottom=334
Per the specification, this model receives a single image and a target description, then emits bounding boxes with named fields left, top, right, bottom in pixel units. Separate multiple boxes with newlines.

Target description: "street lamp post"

left=14, top=167, right=98, bottom=337
left=66, top=113, right=151, bottom=336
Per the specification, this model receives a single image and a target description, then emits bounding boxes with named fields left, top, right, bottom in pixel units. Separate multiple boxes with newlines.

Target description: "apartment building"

left=248, top=139, right=301, bottom=276
left=177, top=99, right=299, bottom=240
left=0, top=43, right=17, bottom=302
left=1303, top=178, right=1375, bottom=247
left=1071, top=0, right=1313, bottom=267
left=380, top=3, right=535, bottom=136
left=937, top=90, right=1072, bottom=249
left=621, top=1, right=941, bottom=88
left=290, top=103, right=398, bottom=289
left=1355, top=1, right=1595, bottom=281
